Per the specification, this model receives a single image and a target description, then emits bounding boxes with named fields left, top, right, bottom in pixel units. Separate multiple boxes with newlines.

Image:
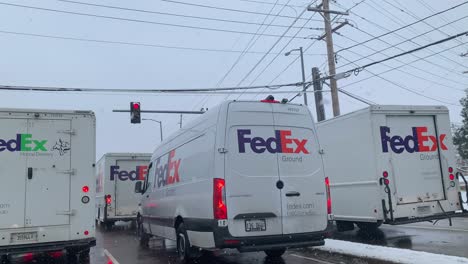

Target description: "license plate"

left=11, top=232, right=38, bottom=243
left=417, top=206, right=431, bottom=215
left=245, top=219, right=266, bottom=232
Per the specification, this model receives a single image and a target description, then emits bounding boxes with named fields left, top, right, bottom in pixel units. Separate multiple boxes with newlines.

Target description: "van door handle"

left=285, top=191, right=300, bottom=197
left=27, top=168, right=33, bottom=180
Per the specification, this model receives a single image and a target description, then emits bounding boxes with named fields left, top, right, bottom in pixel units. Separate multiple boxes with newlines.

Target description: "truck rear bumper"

left=213, top=222, right=332, bottom=252
left=0, top=237, right=96, bottom=255
left=386, top=211, right=468, bottom=225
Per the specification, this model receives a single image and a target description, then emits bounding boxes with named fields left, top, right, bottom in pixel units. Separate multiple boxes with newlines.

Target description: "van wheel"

left=264, top=248, right=286, bottom=258
left=176, top=223, right=198, bottom=262
left=105, top=221, right=114, bottom=231
left=356, top=221, right=382, bottom=230
left=336, top=220, right=355, bottom=232
left=138, top=225, right=150, bottom=247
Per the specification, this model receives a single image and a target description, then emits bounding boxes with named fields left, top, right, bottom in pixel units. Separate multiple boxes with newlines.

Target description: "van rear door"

left=272, top=104, right=328, bottom=234
left=383, top=115, right=445, bottom=205
left=25, top=119, right=71, bottom=227
left=0, top=118, right=28, bottom=229
left=225, top=103, right=282, bottom=237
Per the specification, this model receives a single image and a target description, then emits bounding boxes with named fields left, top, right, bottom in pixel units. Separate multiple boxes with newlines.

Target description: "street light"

left=285, top=47, right=307, bottom=106
left=142, top=118, right=163, bottom=142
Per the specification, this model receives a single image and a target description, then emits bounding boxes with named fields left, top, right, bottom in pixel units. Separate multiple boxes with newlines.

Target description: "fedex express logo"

left=156, top=150, right=182, bottom=188
left=110, top=165, right=148, bottom=181
left=0, top=134, right=47, bottom=152
left=237, top=129, right=309, bottom=154
left=380, top=126, right=448, bottom=154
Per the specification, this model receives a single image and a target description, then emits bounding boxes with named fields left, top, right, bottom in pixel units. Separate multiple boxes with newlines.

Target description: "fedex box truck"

left=317, top=105, right=468, bottom=231
left=95, top=153, right=151, bottom=229
left=135, top=100, right=332, bottom=261
left=0, top=108, right=96, bottom=262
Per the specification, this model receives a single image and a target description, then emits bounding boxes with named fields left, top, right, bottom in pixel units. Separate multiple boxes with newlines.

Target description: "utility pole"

left=179, top=114, right=183, bottom=128
left=285, top=47, right=307, bottom=105
left=308, top=0, right=348, bottom=117
left=312, top=67, right=326, bottom=121
left=322, top=0, right=339, bottom=116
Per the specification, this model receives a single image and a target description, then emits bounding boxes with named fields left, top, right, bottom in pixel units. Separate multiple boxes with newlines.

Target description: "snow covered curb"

left=317, top=239, right=468, bottom=264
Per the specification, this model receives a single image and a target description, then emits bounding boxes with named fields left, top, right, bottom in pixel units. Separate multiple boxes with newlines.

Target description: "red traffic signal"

left=130, top=102, right=141, bottom=124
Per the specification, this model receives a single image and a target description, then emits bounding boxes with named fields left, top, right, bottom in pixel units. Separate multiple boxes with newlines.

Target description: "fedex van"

left=135, top=100, right=332, bottom=261
left=0, top=108, right=96, bottom=262
left=316, top=105, right=468, bottom=232
left=95, top=153, right=151, bottom=229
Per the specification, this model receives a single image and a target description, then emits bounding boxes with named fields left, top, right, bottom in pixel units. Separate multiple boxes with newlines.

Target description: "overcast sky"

left=1, top=0, right=467, bottom=158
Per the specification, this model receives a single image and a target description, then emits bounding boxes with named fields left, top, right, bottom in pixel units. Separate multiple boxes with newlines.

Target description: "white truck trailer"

left=0, top=108, right=96, bottom=262
left=317, top=105, right=468, bottom=231
left=95, top=153, right=151, bottom=229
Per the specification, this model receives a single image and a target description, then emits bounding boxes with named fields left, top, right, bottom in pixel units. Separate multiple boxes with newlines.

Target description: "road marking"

left=390, top=225, right=468, bottom=233
left=103, top=249, right=120, bottom=264
left=290, top=253, right=335, bottom=264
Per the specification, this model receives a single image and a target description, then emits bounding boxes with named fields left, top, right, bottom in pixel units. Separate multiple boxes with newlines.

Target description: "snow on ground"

left=319, top=239, right=468, bottom=264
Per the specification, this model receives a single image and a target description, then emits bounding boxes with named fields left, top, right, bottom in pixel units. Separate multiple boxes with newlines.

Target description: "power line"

left=337, top=19, right=468, bottom=85
left=160, top=0, right=319, bottom=21
left=0, top=81, right=307, bottom=94
left=0, top=2, right=309, bottom=39
left=235, top=7, right=308, bottom=93
left=339, top=31, right=468, bottom=79
left=335, top=1, right=468, bottom=54
left=365, top=0, right=467, bottom=69
left=238, top=0, right=305, bottom=9
left=337, top=33, right=466, bottom=92
left=215, top=0, right=287, bottom=89
left=58, top=0, right=318, bottom=30
left=0, top=29, right=328, bottom=55
left=333, top=1, right=468, bottom=81
left=335, top=43, right=466, bottom=105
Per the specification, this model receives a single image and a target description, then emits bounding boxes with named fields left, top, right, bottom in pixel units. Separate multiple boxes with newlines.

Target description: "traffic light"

left=130, top=102, right=141, bottom=124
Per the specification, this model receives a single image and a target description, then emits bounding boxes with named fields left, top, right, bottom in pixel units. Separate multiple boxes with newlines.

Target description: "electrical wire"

left=335, top=0, right=468, bottom=54
left=238, top=0, right=305, bottom=9
left=160, top=0, right=319, bottom=21
left=0, top=29, right=328, bottom=55
left=58, top=0, right=315, bottom=30
left=0, top=2, right=308, bottom=39
left=336, top=14, right=468, bottom=70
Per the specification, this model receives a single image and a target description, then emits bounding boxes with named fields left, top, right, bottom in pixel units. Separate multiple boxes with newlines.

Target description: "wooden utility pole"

left=322, top=0, right=340, bottom=117
left=312, top=67, right=326, bottom=122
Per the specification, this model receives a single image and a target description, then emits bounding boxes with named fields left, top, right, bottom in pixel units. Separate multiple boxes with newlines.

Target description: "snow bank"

left=319, top=239, right=468, bottom=264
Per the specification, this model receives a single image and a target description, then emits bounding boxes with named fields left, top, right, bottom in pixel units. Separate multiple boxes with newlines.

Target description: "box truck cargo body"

left=317, top=105, right=468, bottom=230
left=96, top=153, right=151, bottom=228
left=136, top=100, right=332, bottom=261
left=0, top=108, right=96, bottom=259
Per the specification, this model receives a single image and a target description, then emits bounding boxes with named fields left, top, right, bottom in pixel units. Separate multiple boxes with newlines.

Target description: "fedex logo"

left=0, top=134, right=47, bottom=152
left=110, top=165, right=148, bottom=181
left=380, top=126, right=448, bottom=154
left=237, top=129, right=309, bottom=154
left=156, top=150, right=182, bottom=188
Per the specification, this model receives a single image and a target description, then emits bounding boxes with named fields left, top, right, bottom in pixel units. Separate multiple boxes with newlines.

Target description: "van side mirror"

left=134, top=181, right=143, bottom=194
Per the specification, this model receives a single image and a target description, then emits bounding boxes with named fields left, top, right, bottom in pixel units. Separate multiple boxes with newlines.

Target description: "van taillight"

left=213, top=178, right=227, bottom=220
left=325, top=177, right=332, bottom=215
left=82, top=186, right=89, bottom=193
left=105, top=194, right=112, bottom=205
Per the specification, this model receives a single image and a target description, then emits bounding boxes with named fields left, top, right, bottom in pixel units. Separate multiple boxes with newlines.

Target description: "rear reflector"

left=48, top=251, right=63, bottom=259
left=449, top=174, right=455, bottom=181
left=224, top=239, right=240, bottom=245
left=106, top=194, right=112, bottom=205
left=325, top=177, right=332, bottom=215
left=383, top=171, right=389, bottom=178
left=213, top=178, right=227, bottom=220
left=448, top=167, right=454, bottom=173
left=82, top=186, right=89, bottom=193
left=84, top=230, right=89, bottom=236
left=22, top=253, right=34, bottom=262
left=384, top=179, right=390, bottom=185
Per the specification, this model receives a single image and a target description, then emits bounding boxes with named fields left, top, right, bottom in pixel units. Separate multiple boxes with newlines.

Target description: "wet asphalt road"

left=85, top=216, right=468, bottom=264
left=89, top=223, right=388, bottom=264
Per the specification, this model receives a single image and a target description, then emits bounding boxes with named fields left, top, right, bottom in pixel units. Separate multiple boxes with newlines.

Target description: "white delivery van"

left=95, top=153, right=151, bottom=229
left=0, top=108, right=96, bottom=262
left=135, top=100, right=332, bottom=261
left=317, top=105, right=468, bottom=232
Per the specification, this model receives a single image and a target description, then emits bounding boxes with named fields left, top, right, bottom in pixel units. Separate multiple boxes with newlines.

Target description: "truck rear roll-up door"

left=384, top=116, right=446, bottom=205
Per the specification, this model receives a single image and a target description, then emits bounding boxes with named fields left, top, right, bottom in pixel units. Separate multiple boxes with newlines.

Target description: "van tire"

left=138, top=225, right=150, bottom=247
left=176, top=223, right=198, bottom=262
left=264, top=248, right=286, bottom=258
left=356, top=221, right=382, bottom=231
